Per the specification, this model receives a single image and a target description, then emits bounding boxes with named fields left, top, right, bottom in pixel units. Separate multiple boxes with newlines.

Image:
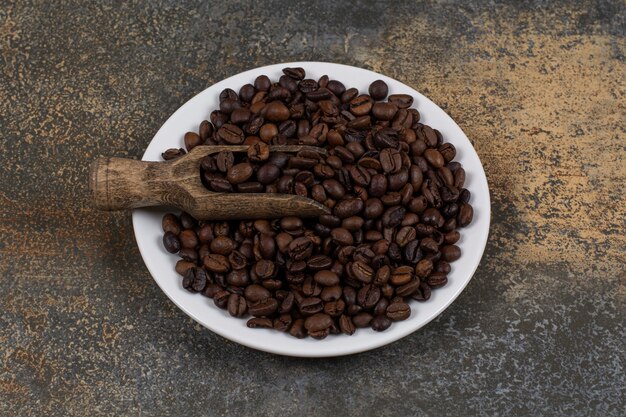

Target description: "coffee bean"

left=458, top=203, right=474, bottom=227
left=368, top=80, right=389, bottom=101
left=334, top=198, right=364, bottom=218
left=305, top=313, right=332, bottom=333
left=264, top=101, right=290, bottom=122
left=320, top=285, right=342, bottom=302
left=382, top=206, right=405, bottom=228
left=349, top=165, right=371, bottom=186
left=389, top=265, right=413, bottom=286
left=226, top=162, right=253, bottom=184
left=396, top=279, right=420, bottom=297
left=162, top=148, right=186, bottom=160
left=331, top=227, right=354, bottom=246
left=217, top=124, right=244, bottom=144
left=283, top=67, right=305, bottom=80
left=357, top=284, right=381, bottom=309
left=371, top=315, right=392, bottom=331
left=288, top=237, right=313, bottom=261
left=247, top=317, right=273, bottom=329
left=227, top=294, right=247, bottom=317
left=427, top=273, right=448, bottom=288
left=374, top=128, right=399, bottom=149
left=395, top=226, right=417, bottom=247
left=300, top=297, right=324, bottom=315
left=441, top=245, right=461, bottom=262
left=314, top=270, right=340, bottom=286
left=163, top=231, right=181, bottom=253
left=388, top=94, right=413, bottom=109
left=350, top=261, right=374, bottom=284
left=248, top=297, right=278, bottom=317
left=213, top=290, right=230, bottom=309
left=349, top=95, right=373, bottom=116
left=353, top=312, right=373, bottom=328
left=338, top=315, right=356, bottom=335
left=422, top=208, right=445, bottom=228
left=386, top=302, right=411, bottom=321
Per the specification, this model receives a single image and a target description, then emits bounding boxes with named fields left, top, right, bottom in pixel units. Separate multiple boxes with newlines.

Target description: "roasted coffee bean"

left=415, top=259, right=434, bottom=278
left=427, top=273, right=448, bottom=288
left=382, top=206, right=405, bottom=228
left=227, top=294, right=247, bottom=317
left=216, top=151, right=235, bottom=173
left=395, top=226, right=417, bottom=247
left=441, top=245, right=461, bottom=262
left=203, top=254, right=230, bottom=273
left=334, top=198, right=363, bottom=218
left=264, top=101, right=290, bottom=122
left=300, top=297, right=324, bottom=315
left=364, top=198, right=384, bottom=219
left=371, top=315, right=392, bottom=331
left=349, top=165, right=371, bottom=186
left=396, top=279, right=420, bottom=297
left=339, top=314, right=356, bottom=335
left=162, top=214, right=182, bottom=236
left=390, top=265, right=413, bottom=286
left=247, top=317, right=273, bottom=329
left=184, top=132, right=202, bottom=151
left=320, top=179, right=343, bottom=200
left=210, top=236, right=235, bottom=255
left=288, top=237, right=313, bottom=261
left=374, top=128, right=399, bottom=149
left=182, top=267, right=208, bottom=293
left=444, top=230, right=461, bottom=244
left=353, top=312, right=374, bottom=328
left=403, top=240, right=423, bottom=264
left=162, top=148, right=186, bottom=160
left=412, top=281, right=432, bottom=302
left=369, top=174, right=388, bottom=197
left=422, top=208, right=445, bottom=228
left=213, top=290, right=230, bottom=309
left=272, top=314, right=293, bottom=332
left=320, top=285, right=342, bottom=302
left=386, top=302, right=411, bottom=321
left=388, top=94, right=413, bottom=109
left=324, top=299, right=345, bottom=317
left=458, top=203, right=474, bottom=227
left=226, top=269, right=249, bottom=287
left=349, top=95, right=373, bottom=116
left=368, top=80, right=389, bottom=100
left=254, top=75, right=271, bottom=91
left=350, top=261, right=374, bottom=283
left=331, top=228, right=354, bottom=246
left=248, top=297, right=278, bottom=316
left=163, top=231, right=181, bottom=253
left=357, top=284, right=381, bottom=309
left=282, top=67, right=305, bottom=80
left=285, top=318, right=305, bottom=338
left=259, top=123, right=278, bottom=142
left=243, top=284, right=270, bottom=303
left=314, top=270, right=340, bottom=286
left=255, top=259, right=276, bottom=279
left=217, top=124, right=244, bottom=144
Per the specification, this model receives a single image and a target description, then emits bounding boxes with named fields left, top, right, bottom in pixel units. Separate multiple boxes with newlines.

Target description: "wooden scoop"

left=89, top=145, right=330, bottom=220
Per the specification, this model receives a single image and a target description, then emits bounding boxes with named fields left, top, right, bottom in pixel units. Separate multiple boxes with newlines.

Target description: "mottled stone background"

left=1, top=0, right=624, bottom=416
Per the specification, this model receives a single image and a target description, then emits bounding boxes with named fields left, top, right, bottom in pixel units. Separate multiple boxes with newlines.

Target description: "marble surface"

left=1, top=1, right=624, bottom=415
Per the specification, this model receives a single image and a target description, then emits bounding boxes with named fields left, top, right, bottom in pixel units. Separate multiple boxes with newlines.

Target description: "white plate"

left=132, top=62, right=490, bottom=357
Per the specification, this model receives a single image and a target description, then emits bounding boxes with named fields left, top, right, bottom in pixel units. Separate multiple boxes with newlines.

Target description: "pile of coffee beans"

left=160, top=67, right=473, bottom=339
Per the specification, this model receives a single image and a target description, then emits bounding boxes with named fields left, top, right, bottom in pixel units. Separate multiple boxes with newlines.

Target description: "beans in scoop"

left=160, top=68, right=473, bottom=339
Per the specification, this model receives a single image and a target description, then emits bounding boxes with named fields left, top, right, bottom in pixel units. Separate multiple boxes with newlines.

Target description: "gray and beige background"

left=1, top=1, right=624, bottom=416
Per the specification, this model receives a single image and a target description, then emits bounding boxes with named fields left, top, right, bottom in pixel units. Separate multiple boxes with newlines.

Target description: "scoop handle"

left=90, top=157, right=173, bottom=211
